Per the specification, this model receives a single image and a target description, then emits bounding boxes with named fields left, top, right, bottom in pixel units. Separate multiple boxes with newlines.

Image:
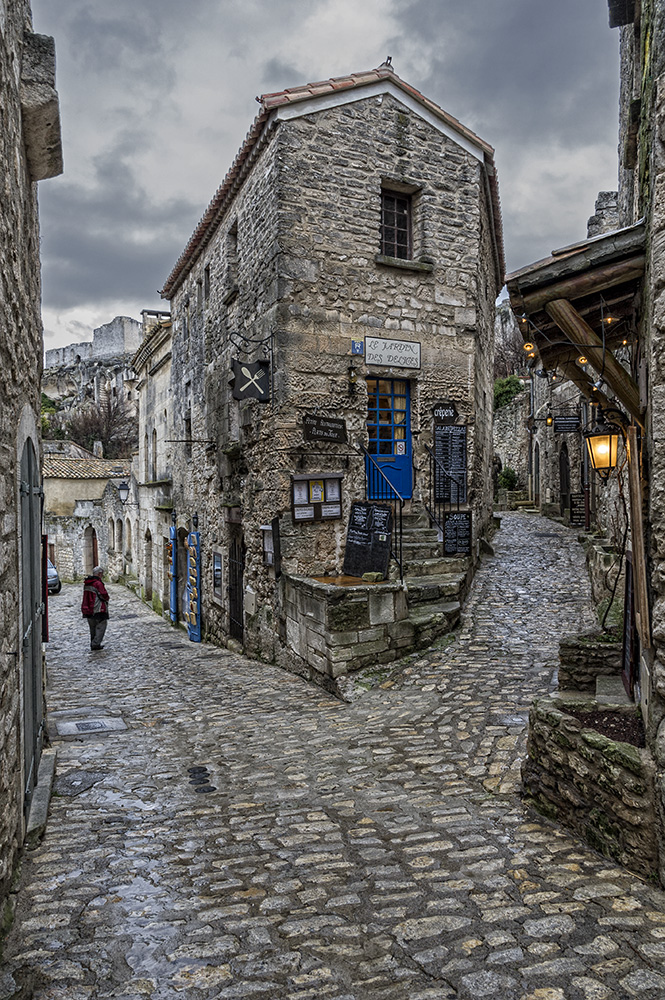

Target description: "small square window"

left=381, top=191, right=411, bottom=260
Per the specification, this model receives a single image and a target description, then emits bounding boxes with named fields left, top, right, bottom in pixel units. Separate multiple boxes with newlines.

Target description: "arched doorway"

left=20, top=439, right=43, bottom=816
left=534, top=442, right=541, bottom=507
left=144, top=529, right=153, bottom=601
left=559, top=443, right=571, bottom=517
left=83, top=525, right=98, bottom=575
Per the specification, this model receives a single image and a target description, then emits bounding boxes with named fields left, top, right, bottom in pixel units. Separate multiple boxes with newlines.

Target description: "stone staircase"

left=393, top=510, right=472, bottom=648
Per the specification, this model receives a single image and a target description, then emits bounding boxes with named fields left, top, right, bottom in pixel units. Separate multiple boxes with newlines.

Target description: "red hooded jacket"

left=81, top=576, right=109, bottom=617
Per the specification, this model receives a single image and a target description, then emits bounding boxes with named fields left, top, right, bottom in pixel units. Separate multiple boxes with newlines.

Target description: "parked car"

left=47, top=559, right=61, bottom=594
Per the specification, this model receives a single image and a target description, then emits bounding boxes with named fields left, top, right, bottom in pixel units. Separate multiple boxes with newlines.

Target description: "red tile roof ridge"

left=161, top=65, right=501, bottom=298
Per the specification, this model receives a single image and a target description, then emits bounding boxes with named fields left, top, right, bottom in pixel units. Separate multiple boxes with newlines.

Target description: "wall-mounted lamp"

left=192, top=512, right=199, bottom=531
left=171, top=508, right=177, bottom=526
left=348, top=364, right=357, bottom=394
left=546, top=414, right=553, bottom=427
left=523, top=341, right=535, bottom=352
left=583, top=407, right=627, bottom=481
left=116, top=482, right=139, bottom=506
left=578, top=356, right=588, bottom=365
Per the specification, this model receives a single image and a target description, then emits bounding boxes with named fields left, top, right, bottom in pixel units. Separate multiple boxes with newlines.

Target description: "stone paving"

left=3, top=512, right=665, bottom=1000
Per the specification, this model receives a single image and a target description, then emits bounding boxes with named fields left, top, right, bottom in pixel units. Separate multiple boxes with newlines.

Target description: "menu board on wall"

left=443, top=511, right=472, bottom=555
left=433, top=423, right=468, bottom=504
left=342, top=502, right=393, bottom=578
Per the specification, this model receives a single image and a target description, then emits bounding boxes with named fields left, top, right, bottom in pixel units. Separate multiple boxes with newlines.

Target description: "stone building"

left=42, top=454, right=131, bottom=581
left=42, top=315, right=141, bottom=414
left=129, top=310, right=175, bottom=615
left=507, top=0, right=665, bottom=883
left=0, top=1, right=62, bottom=912
left=157, top=64, right=503, bottom=685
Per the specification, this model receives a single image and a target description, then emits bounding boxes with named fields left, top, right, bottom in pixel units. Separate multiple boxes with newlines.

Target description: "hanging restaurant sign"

left=303, top=413, right=348, bottom=444
left=553, top=415, right=581, bottom=433
left=365, top=337, right=421, bottom=369
left=185, top=531, right=201, bottom=642
left=231, top=359, right=270, bottom=401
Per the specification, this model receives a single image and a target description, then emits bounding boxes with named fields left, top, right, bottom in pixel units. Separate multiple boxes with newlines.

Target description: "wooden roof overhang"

left=505, top=221, right=645, bottom=427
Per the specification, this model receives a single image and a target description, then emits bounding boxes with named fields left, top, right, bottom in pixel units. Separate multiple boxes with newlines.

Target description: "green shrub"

left=498, top=467, right=518, bottom=490
left=494, top=375, right=525, bottom=410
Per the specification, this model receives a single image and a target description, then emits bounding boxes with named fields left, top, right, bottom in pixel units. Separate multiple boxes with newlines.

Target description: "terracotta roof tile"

left=161, top=65, right=504, bottom=297
left=43, top=457, right=131, bottom=480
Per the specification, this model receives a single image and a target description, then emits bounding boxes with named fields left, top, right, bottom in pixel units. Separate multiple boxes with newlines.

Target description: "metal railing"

left=424, top=444, right=466, bottom=537
left=359, top=444, right=404, bottom=580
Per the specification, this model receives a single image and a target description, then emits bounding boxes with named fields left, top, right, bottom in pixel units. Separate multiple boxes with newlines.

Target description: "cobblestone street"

left=4, top=512, right=665, bottom=1000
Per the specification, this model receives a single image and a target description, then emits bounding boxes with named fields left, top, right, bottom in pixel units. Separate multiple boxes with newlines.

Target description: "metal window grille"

left=381, top=191, right=411, bottom=260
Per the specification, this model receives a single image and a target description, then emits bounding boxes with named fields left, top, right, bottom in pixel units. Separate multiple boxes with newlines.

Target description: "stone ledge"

left=26, top=748, right=57, bottom=847
left=374, top=254, right=434, bottom=273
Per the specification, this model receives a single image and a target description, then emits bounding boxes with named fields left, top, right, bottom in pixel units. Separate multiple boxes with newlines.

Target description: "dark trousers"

left=87, top=616, right=107, bottom=649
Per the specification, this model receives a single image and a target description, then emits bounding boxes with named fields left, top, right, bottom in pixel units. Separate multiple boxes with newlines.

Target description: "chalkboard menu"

left=569, top=492, right=586, bottom=527
left=443, top=510, right=472, bottom=555
left=342, top=502, right=393, bottom=578
left=433, top=423, right=467, bottom=503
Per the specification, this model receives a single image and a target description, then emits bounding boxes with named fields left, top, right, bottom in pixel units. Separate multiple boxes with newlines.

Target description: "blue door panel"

left=366, top=378, right=412, bottom=498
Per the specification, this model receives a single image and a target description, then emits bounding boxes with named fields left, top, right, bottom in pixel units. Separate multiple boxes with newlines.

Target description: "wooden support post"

left=544, top=298, right=644, bottom=427
left=557, top=361, right=614, bottom=410
left=627, top=425, right=651, bottom=650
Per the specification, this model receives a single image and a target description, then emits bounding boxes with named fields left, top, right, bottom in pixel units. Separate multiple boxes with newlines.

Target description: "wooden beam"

left=521, top=256, right=644, bottom=312
left=557, top=361, right=614, bottom=409
left=626, top=426, right=651, bottom=650
left=544, top=298, right=644, bottom=427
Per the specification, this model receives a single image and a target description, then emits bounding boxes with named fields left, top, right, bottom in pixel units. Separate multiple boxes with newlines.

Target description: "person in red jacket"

left=81, top=566, right=110, bottom=650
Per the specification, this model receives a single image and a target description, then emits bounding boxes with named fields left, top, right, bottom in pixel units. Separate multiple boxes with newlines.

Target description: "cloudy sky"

left=32, top=0, right=620, bottom=352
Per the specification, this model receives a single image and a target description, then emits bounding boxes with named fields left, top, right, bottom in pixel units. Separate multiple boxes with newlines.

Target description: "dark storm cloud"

left=31, top=0, right=621, bottom=340
left=38, top=151, right=200, bottom=309
left=390, top=0, right=617, bottom=145
left=389, top=0, right=619, bottom=271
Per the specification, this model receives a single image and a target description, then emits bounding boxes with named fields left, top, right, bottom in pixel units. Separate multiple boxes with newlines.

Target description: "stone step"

left=595, top=675, right=633, bottom=707
left=400, top=540, right=442, bottom=560
left=405, top=573, right=467, bottom=605
left=400, top=556, right=469, bottom=577
left=401, top=511, right=433, bottom=529
left=408, top=600, right=461, bottom=647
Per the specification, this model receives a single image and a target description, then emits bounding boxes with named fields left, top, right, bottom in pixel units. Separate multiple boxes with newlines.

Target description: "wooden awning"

left=505, top=221, right=645, bottom=426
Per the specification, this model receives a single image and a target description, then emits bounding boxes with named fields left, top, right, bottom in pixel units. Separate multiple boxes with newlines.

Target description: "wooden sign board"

left=303, top=413, right=347, bottom=444
left=342, top=502, right=393, bottom=578
left=553, top=415, right=581, bottom=433
left=443, top=510, right=472, bottom=556
left=433, top=423, right=467, bottom=503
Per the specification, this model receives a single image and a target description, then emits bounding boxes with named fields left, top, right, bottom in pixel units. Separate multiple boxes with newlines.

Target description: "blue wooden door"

left=366, top=378, right=412, bottom=498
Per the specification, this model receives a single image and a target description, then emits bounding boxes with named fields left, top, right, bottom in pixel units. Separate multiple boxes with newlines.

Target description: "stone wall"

left=44, top=315, right=141, bottom=368
left=492, top=388, right=530, bottom=490
left=0, top=0, right=61, bottom=912
left=163, top=80, right=501, bottom=670
left=524, top=695, right=658, bottom=880
left=278, top=576, right=411, bottom=685
left=639, top=0, right=665, bottom=870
